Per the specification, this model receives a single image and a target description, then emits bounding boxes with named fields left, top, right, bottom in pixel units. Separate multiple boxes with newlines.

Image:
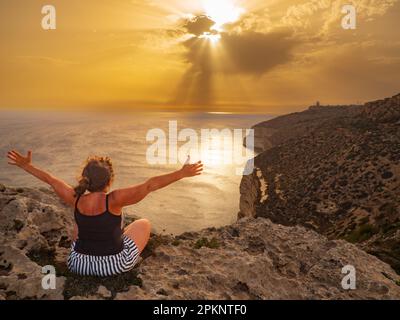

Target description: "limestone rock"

left=1, top=185, right=400, bottom=300
left=120, top=218, right=400, bottom=299
left=0, top=187, right=72, bottom=300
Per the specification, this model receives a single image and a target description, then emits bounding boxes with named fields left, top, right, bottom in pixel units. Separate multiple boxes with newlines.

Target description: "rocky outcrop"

left=361, top=94, right=400, bottom=123
left=0, top=186, right=72, bottom=300
left=126, top=218, right=400, bottom=299
left=247, top=104, right=361, bottom=153
left=239, top=93, right=400, bottom=274
left=1, top=185, right=400, bottom=300
left=238, top=171, right=261, bottom=219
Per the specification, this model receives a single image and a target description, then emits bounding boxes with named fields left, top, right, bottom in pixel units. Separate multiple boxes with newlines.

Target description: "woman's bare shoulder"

left=107, top=192, right=123, bottom=216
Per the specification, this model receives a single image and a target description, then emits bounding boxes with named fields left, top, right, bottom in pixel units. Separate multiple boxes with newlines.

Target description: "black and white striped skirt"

left=68, top=235, right=140, bottom=277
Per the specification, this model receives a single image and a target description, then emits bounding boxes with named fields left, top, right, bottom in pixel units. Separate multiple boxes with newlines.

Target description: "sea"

left=0, top=110, right=272, bottom=234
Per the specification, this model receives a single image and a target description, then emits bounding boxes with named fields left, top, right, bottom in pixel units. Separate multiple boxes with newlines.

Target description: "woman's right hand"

left=180, top=160, right=204, bottom=178
left=7, top=150, right=32, bottom=169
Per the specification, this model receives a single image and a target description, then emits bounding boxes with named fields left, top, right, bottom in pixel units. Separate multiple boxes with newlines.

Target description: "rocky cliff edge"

left=1, top=185, right=400, bottom=300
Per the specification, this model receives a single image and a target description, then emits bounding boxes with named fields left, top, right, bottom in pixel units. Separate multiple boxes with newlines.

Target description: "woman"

left=7, top=150, right=203, bottom=277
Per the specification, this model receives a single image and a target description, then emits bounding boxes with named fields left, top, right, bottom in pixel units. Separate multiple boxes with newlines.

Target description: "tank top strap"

left=75, top=194, right=82, bottom=212
left=105, top=194, right=110, bottom=212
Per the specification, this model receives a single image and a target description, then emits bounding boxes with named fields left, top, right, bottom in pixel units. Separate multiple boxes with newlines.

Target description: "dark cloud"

left=172, top=15, right=298, bottom=108
left=183, top=15, right=216, bottom=36
left=219, top=30, right=297, bottom=75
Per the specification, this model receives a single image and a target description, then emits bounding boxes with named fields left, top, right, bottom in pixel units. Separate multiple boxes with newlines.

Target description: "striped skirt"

left=68, top=235, right=140, bottom=277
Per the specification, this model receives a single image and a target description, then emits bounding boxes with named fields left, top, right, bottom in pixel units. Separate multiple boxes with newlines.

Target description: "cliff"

left=249, top=104, right=362, bottom=153
left=1, top=185, right=400, bottom=300
left=240, top=93, right=400, bottom=274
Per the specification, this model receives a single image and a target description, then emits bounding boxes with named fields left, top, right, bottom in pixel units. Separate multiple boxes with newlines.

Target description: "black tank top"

left=74, top=194, right=124, bottom=256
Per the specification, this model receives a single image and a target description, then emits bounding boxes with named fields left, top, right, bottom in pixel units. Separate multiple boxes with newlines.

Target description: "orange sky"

left=1, top=0, right=399, bottom=114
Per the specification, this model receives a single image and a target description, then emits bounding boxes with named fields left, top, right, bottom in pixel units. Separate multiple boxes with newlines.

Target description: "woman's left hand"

left=180, top=160, right=204, bottom=178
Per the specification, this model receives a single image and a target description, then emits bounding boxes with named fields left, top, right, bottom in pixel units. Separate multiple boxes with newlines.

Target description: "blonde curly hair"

left=74, top=156, right=114, bottom=197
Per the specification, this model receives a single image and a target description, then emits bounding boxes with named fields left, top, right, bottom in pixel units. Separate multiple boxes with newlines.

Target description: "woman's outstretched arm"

left=110, top=161, right=203, bottom=211
left=7, top=150, right=75, bottom=206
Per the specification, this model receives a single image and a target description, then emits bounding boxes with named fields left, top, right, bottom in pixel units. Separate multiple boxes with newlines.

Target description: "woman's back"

left=74, top=193, right=123, bottom=256
left=7, top=150, right=203, bottom=276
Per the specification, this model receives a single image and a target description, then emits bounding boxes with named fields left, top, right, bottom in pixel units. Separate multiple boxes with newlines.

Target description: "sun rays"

left=198, top=32, right=221, bottom=44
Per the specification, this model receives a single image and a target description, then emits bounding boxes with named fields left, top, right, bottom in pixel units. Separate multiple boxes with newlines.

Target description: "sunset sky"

left=1, top=0, right=399, bottom=114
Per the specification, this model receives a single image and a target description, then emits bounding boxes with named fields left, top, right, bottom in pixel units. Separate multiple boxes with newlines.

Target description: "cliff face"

left=1, top=185, right=400, bottom=300
left=239, top=93, right=400, bottom=274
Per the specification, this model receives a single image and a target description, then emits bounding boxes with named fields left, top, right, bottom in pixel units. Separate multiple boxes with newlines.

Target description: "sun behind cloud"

left=202, top=0, right=244, bottom=32
left=186, top=0, right=245, bottom=43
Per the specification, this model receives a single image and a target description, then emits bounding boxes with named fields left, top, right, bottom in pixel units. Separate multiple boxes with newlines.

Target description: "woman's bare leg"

left=123, top=219, right=151, bottom=253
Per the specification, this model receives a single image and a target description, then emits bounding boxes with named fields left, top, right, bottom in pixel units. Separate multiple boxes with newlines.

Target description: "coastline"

left=240, top=93, right=400, bottom=274
left=1, top=92, right=399, bottom=300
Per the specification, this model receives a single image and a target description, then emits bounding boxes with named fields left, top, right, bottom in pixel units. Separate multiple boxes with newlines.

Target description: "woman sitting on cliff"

left=7, top=150, right=203, bottom=277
